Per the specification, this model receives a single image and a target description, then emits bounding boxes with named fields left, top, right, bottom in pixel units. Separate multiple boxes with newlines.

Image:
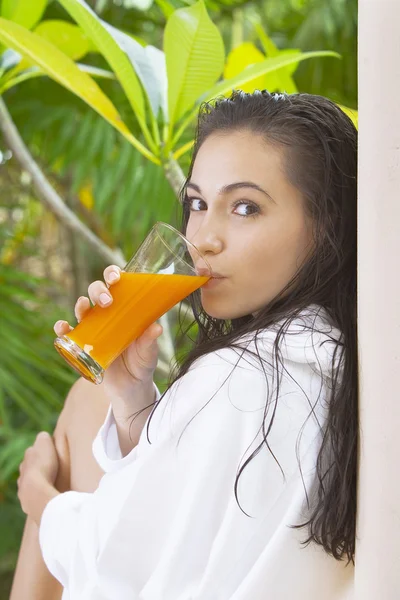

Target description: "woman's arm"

left=9, top=377, right=110, bottom=600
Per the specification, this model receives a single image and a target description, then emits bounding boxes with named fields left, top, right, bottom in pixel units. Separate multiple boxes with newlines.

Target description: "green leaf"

left=57, top=0, right=151, bottom=135
left=338, top=104, right=358, bottom=129
left=0, top=18, right=157, bottom=162
left=1, top=0, right=47, bottom=30
left=3, top=19, right=91, bottom=78
left=34, top=19, right=90, bottom=61
left=262, top=50, right=300, bottom=93
left=200, top=50, right=340, bottom=102
left=164, top=0, right=224, bottom=127
left=0, top=62, right=115, bottom=96
left=0, top=432, right=36, bottom=481
left=97, top=18, right=167, bottom=120
left=171, top=49, right=340, bottom=151
left=154, top=0, right=175, bottom=19
left=254, top=24, right=299, bottom=93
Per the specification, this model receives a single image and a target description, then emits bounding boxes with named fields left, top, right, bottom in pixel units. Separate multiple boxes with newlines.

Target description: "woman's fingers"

left=104, top=265, right=122, bottom=286
left=54, top=320, right=73, bottom=336
left=87, top=280, right=113, bottom=307
left=75, top=296, right=91, bottom=322
left=145, top=322, right=163, bottom=342
left=54, top=266, right=123, bottom=336
left=85, top=266, right=123, bottom=307
left=86, top=266, right=122, bottom=308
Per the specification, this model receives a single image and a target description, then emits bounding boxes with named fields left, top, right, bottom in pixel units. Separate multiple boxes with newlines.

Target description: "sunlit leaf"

left=224, top=42, right=268, bottom=93
left=165, top=0, right=224, bottom=127
left=200, top=50, right=340, bottom=102
left=154, top=0, right=175, bottom=19
left=57, top=0, right=148, bottom=134
left=100, top=19, right=166, bottom=119
left=1, top=0, right=47, bottom=30
left=338, top=104, right=358, bottom=129
left=0, top=18, right=156, bottom=162
left=254, top=24, right=299, bottom=93
left=34, top=19, right=90, bottom=61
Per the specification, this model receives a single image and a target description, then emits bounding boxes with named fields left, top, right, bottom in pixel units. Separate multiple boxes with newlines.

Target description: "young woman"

left=16, top=90, right=357, bottom=599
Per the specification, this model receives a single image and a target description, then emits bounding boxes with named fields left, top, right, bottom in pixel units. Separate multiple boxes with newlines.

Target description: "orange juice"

left=65, top=272, right=209, bottom=370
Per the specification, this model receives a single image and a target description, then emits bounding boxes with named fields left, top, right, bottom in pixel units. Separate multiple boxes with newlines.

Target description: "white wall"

left=357, top=1, right=400, bottom=598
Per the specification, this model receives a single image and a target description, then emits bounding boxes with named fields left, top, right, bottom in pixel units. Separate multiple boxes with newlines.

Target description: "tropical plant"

left=0, top=0, right=342, bottom=183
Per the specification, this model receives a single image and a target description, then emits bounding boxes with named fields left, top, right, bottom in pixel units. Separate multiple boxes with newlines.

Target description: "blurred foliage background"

left=0, top=0, right=356, bottom=595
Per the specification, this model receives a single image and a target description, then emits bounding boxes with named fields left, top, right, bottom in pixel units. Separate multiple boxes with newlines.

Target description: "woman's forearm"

left=110, top=379, right=157, bottom=457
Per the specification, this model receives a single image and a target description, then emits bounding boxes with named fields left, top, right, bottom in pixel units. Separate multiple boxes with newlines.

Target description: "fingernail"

left=108, top=272, right=119, bottom=282
left=55, top=320, right=65, bottom=328
left=100, top=293, right=112, bottom=305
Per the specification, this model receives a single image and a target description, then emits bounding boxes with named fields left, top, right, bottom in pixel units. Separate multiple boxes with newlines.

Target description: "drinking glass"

left=54, top=222, right=212, bottom=384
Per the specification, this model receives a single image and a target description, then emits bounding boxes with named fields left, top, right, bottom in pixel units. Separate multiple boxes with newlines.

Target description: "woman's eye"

left=187, top=198, right=205, bottom=211
left=233, top=202, right=259, bottom=217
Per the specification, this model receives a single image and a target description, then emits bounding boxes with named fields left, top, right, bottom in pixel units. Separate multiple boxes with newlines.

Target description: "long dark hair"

left=144, top=90, right=357, bottom=565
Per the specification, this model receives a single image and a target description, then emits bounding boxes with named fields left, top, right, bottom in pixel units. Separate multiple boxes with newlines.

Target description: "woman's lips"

left=196, top=267, right=226, bottom=278
left=202, top=276, right=226, bottom=290
left=196, top=266, right=227, bottom=289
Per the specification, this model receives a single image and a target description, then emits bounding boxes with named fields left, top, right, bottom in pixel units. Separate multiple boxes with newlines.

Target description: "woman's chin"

left=201, top=301, right=231, bottom=320
left=201, top=299, right=249, bottom=321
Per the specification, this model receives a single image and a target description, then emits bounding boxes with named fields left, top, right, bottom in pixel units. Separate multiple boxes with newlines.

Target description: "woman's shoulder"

left=259, top=303, right=343, bottom=375
left=191, top=304, right=343, bottom=378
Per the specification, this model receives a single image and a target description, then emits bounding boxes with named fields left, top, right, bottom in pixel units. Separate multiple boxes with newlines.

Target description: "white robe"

left=39, top=306, right=354, bottom=599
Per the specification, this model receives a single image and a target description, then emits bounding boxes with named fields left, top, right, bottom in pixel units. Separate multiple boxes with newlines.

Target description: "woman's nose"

left=190, top=226, right=223, bottom=256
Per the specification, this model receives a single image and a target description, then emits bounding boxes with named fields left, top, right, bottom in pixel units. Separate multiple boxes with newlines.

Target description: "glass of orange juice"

left=54, top=222, right=212, bottom=384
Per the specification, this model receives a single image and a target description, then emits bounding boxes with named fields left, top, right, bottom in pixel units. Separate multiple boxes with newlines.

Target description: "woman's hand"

left=17, top=432, right=60, bottom=526
left=54, top=266, right=163, bottom=394
left=54, top=265, right=163, bottom=431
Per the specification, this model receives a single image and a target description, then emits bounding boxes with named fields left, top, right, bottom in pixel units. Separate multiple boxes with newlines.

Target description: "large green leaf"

left=1, top=19, right=90, bottom=80
left=0, top=18, right=157, bottom=162
left=57, top=0, right=150, bottom=134
left=1, top=0, right=47, bottom=30
left=338, top=104, right=358, bottom=129
left=224, top=42, right=300, bottom=95
left=171, top=49, right=340, bottom=152
left=154, top=0, right=175, bottom=19
left=0, top=63, right=115, bottom=95
left=97, top=18, right=167, bottom=121
left=255, top=23, right=299, bottom=93
left=34, top=19, right=90, bottom=61
left=164, top=0, right=224, bottom=127
left=201, top=50, right=340, bottom=102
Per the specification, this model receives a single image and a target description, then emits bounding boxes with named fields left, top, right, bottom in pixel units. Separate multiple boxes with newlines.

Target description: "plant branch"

left=0, top=96, right=125, bottom=268
left=162, top=155, right=186, bottom=199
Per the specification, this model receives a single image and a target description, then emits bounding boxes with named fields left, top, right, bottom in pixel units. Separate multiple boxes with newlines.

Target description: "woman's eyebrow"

left=186, top=181, right=276, bottom=204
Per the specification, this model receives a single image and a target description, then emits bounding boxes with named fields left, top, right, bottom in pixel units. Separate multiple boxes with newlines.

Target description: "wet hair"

left=143, top=90, right=357, bottom=564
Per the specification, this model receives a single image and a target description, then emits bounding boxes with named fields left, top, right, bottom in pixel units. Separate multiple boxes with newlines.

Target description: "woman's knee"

left=53, top=378, right=109, bottom=493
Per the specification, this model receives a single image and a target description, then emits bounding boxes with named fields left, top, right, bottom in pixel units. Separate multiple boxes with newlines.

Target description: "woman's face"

left=185, top=130, right=314, bottom=320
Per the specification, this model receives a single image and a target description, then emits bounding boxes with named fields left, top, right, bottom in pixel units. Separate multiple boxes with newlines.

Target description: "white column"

left=357, top=1, right=400, bottom=598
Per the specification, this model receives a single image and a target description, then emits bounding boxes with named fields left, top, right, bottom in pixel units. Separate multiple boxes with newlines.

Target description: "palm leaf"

left=0, top=17, right=157, bottom=162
